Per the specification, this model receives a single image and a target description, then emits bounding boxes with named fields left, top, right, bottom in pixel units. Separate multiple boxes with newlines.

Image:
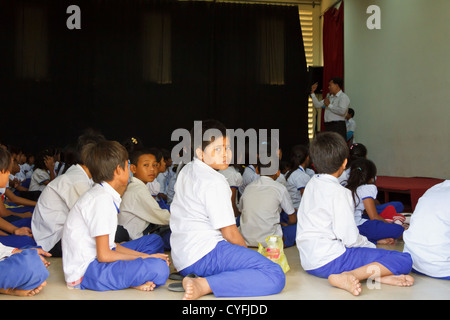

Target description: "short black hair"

left=347, top=108, right=355, bottom=117
left=309, top=132, right=348, bottom=174
left=130, top=146, right=162, bottom=166
left=82, top=140, right=128, bottom=183
left=330, top=77, right=343, bottom=89
left=190, top=119, right=228, bottom=155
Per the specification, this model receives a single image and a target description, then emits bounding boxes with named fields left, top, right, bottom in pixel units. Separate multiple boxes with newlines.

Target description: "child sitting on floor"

left=239, top=155, right=297, bottom=248
left=169, top=119, right=285, bottom=300
left=118, top=146, right=171, bottom=247
left=0, top=148, right=49, bottom=297
left=296, top=132, right=414, bottom=296
left=346, top=158, right=407, bottom=245
left=31, top=129, right=105, bottom=257
left=62, top=140, right=170, bottom=291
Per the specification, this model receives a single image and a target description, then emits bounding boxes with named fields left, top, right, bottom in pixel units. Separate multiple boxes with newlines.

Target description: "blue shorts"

left=180, top=240, right=286, bottom=297
left=307, top=247, right=413, bottom=279
left=0, top=249, right=49, bottom=290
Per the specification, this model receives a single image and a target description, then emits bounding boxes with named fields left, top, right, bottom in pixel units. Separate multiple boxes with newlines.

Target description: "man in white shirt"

left=311, top=77, right=350, bottom=141
left=403, top=180, right=450, bottom=279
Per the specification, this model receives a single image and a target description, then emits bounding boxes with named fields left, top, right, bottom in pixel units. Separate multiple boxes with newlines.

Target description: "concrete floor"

left=2, top=240, right=449, bottom=301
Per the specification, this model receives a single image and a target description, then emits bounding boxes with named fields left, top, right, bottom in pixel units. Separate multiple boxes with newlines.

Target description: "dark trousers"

left=325, top=120, right=347, bottom=141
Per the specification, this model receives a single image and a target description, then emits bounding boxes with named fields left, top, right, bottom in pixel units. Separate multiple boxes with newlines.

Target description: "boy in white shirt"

left=119, top=147, right=171, bottom=246
left=296, top=132, right=414, bottom=296
left=32, top=130, right=105, bottom=256
left=170, top=120, right=285, bottom=300
left=239, top=157, right=297, bottom=248
left=62, top=140, right=170, bottom=291
left=403, top=180, right=450, bottom=280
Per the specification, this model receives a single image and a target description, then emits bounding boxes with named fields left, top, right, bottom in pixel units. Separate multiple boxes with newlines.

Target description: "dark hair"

left=0, top=148, right=12, bottom=172
left=190, top=119, right=227, bottom=156
left=347, top=108, right=355, bottom=117
left=77, top=129, right=106, bottom=165
left=285, top=144, right=309, bottom=180
left=330, top=77, right=343, bottom=89
left=122, top=136, right=144, bottom=155
left=34, top=147, right=57, bottom=170
left=82, top=140, right=128, bottom=183
left=346, top=143, right=367, bottom=169
left=309, top=132, right=348, bottom=174
left=130, top=146, right=161, bottom=166
left=346, top=158, right=377, bottom=207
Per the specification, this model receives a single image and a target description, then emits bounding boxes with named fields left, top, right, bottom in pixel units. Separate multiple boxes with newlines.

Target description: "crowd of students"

left=0, top=121, right=448, bottom=299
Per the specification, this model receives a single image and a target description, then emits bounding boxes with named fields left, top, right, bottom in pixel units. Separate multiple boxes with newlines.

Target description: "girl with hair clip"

left=346, top=158, right=407, bottom=245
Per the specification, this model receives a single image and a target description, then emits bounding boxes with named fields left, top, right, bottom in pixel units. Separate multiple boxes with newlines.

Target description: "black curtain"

left=0, top=0, right=309, bottom=155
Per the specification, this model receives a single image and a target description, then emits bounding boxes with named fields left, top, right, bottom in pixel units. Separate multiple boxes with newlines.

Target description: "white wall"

left=344, top=0, right=450, bottom=179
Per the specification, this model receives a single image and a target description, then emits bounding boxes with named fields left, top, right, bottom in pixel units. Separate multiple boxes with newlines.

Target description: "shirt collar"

left=99, top=181, right=122, bottom=206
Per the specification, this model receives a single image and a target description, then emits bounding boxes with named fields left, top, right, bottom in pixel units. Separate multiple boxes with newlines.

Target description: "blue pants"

left=180, top=240, right=286, bottom=297
left=358, top=220, right=404, bottom=244
left=307, top=247, right=413, bottom=279
left=80, top=234, right=170, bottom=291
left=0, top=249, right=49, bottom=290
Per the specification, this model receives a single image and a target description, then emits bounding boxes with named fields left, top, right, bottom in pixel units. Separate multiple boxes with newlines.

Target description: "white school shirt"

left=218, top=166, right=243, bottom=189
left=169, top=158, right=236, bottom=271
left=403, top=180, right=450, bottom=278
left=239, top=165, right=258, bottom=195
left=32, top=164, right=93, bottom=252
left=296, top=174, right=375, bottom=271
left=119, top=177, right=171, bottom=240
left=0, top=243, right=15, bottom=261
left=62, top=182, right=120, bottom=287
left=29, top=168, right=51, bottom=192
left=311, top=90, right=350, bottom=122
left=238, top=176, right=295, bottom=247
left=346, top=118, right=356, bottom=136
left=147, top=180, right=160, bottom=197
left=285, top=166, right=311, bottom=209
left=353, top=184, right=378, bottom=226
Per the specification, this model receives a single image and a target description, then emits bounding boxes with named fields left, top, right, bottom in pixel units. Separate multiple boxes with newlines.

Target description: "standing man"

left=311, top=77, right=350, bottom=141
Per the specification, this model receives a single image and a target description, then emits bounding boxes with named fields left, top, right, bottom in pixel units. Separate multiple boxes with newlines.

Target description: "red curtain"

left=321, top=1, right=344, bottom=130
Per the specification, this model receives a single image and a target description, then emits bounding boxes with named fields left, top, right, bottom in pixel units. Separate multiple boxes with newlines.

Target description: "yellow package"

left=257, top=235, right=290, bottom=273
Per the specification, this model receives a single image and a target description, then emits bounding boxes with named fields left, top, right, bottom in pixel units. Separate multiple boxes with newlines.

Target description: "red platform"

left=376, top=176, right=445, bottom=211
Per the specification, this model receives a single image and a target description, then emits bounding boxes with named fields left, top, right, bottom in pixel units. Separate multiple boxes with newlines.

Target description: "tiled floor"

left=2, top=240, right=449, bottom=301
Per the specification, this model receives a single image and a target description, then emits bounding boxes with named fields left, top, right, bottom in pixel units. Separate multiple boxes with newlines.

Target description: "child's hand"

left=146, top=253, right=170, bottom=266
left=13, top=227, right=33, bottom=237
left=44, top=156, right=55, bottom=171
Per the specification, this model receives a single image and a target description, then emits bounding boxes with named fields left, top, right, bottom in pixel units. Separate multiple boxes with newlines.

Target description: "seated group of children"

left=0, top=121, right=448, bottom=299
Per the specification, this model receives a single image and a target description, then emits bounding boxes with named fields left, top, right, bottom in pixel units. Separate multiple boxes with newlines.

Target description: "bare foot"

left=0, top=281, right=47, bottom=297
left=328, top=273, right=362, bottom=296
left=378, top=274, right=414, bottom=287
left=133, top=281, right=156, bottom=291
left=377, top=238, right=395, bottom=245
left=182, top=277, right=212, bottom=300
